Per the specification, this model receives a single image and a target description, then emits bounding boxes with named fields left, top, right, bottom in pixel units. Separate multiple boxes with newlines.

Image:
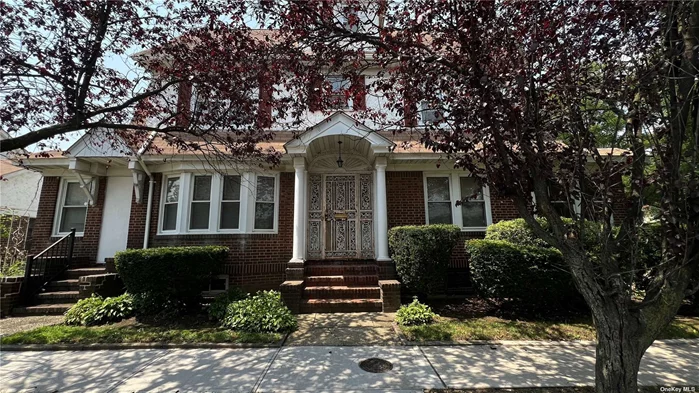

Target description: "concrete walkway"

left=1, top=340, right=697, bottom=392
left=286, top=312, right=401, bottom=346
left=0, top=316, right=64, bottom=337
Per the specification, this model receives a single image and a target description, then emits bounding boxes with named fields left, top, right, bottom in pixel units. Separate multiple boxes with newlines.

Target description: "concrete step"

left=299, top=298, right=383, bottom=313
left=305, top=264, right=378, bottom=277
left=12, top=303, right=73, bottom=316
left=46, top=279, right=80, bottom=291
left=303, top=286, right=381, bottom=300
left=36, top=291, right=81, bottom=304
left=305, top=275, right=379, bottom=287
left=61, top=267, right=106, bottom=279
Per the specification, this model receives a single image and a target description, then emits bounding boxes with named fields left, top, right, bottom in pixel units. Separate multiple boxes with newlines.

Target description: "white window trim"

left=157, top=172, right=279, bottom=235
left=423, top=172, right=493, bottom=232
left=202, top=274, right=230, bottom=297
left=53, top=178, right=91, bottom=237
left=531, top=190, right=582, bottom=218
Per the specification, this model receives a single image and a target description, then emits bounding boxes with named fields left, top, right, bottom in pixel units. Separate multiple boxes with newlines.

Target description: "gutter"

left=136, top=132, right=157, bottom=249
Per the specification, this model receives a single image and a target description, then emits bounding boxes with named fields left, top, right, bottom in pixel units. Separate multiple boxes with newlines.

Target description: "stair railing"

left=21, top=228, right=76, bottom=305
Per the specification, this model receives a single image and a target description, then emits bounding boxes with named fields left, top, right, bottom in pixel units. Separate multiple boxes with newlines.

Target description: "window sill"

left=460, top=227, right=487, bottom=232
left=52, top=232, right=84, bottom=238
left=155, top=230, right=277, bottom=236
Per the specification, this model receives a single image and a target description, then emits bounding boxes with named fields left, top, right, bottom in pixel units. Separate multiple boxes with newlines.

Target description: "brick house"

left=20, top=50, right=629, bottom=313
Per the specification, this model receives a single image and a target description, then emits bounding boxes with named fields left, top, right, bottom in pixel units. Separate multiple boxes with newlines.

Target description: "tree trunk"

left=594, top=310, right=647, bottom=393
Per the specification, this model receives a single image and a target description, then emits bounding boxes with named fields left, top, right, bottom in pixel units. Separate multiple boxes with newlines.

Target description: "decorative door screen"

left=307, top=174, right=374, bottom=259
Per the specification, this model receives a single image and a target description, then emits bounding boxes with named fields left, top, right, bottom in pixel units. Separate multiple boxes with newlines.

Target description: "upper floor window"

left=326, top=76, right=351, bottom=110
left=55, top=179, right=91, bottom=236
left=159, top=172, right=279, bottom=235
left=424, top=173, right=492, bottom=231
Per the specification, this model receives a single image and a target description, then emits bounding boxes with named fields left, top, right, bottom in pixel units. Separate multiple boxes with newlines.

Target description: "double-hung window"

left=55, top=180, right=90, bottom=235
left=189, top=175, right=212, bottom=230
left=425, top=177, right=453, bottom=224
left=326, top=76, right=351, bottom=110
left=162, top=176, right=180, bottom=231
left=159, top=173, right=278, bottom=234
left=254, top=176, right=276, bottom=231
left=424, top=173, right=492, bottom=231
left=220, top=175, right=241, bottom=230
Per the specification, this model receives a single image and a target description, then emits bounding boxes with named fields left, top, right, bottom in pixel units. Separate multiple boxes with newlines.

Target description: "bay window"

left=159, top=172, right=279, bottom=234
left=424, top=173, right=492, bottom=231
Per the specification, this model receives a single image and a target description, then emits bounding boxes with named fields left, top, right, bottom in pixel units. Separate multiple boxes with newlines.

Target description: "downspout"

left=137, top=132, right=157, bottom=249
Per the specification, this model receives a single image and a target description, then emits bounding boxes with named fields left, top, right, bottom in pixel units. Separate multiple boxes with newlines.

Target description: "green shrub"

left=485, top=217, right=603, bottom=251
left=395, top=298, right=436, bottom=326
left=91, top=293, right=134, bottom=324
left=115, top=246, right=227, bottom=316
left=466, top=239, right=583, bottom=308
left=208, top=287, right=248, bottom=322
left=65, top=296, right=104, bottom=326
left=64, top=293, right=134, bottom=326
left=221, top=290, right=296, bottom=333
left=388, top=224, right=460, bottom=295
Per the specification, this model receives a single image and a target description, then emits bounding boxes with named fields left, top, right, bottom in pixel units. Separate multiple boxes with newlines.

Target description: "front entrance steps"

left=12, top=265, right=107, bottom=316
left=282, top=259, right=400, bottom=314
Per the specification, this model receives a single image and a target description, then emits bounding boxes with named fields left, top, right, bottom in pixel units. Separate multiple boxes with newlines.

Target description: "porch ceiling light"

left=337, top=141, right=344, bottom=168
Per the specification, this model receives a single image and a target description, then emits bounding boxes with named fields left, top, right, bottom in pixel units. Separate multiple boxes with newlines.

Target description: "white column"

left=290, top=157, right=306, bottom=262
left=375, top=157, right=390, bottom=261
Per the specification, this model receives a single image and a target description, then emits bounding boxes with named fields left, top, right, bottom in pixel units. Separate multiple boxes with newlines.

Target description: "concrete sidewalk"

left=1, top=340, right=698, bottom=392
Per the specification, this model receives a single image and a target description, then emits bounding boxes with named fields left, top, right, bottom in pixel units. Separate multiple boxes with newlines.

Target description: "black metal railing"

left=21, top=228, right=76, bottom=305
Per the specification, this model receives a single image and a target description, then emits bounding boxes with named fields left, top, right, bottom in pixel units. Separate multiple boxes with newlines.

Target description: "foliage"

left=64, top=296, right=105, bottom=326
left=388, top=224, right=460, bottom=295
left=207, top=287, right=248, bottom=322
left=467, top=239, right=584, bottom=309
left=395, top=298, right=436, bottom=326
left=0, top=1, right=289, bottom=165
left=485, top=218, right=603, bottom=252
left=0, top=214, right=29, bottom=274
left=0, top=259, right=25, bottom=278
left=115, top=246, right=227, bottom=317
left=64, top=294, right=134, bottom=326
left=221, top=290, right=297, bottom=333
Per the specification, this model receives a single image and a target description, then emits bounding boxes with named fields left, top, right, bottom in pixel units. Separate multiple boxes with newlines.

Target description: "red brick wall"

left=31, top=176, right=106, bottom=265
left=386, top=171, right=425, bottom=229
left=131, top=173, right=294, bottom=292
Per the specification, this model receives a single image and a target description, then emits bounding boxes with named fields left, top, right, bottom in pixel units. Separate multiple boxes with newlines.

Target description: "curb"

left=407, top=338, right=699, bottom=347
left=1, top=340, right=285, bottom=351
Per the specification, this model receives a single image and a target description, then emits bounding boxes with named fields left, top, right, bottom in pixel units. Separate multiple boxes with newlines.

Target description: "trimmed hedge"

left=485, top=217, right=603, bottom=251
left=388, top=224, right=460, bottom=295
left=466, top=239, right=583, bottom=308
left=115, top=246, right=227, bottom=316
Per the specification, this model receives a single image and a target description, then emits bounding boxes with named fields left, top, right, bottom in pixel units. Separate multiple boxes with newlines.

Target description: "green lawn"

left=401, top=316, right=699, bottom=342
left=0, top=323, right=283, bottom=345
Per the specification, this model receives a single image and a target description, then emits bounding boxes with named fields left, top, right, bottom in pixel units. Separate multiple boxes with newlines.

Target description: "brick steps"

left=61, top=267, right=106, bottom=279
left=46, top=279, right=80, bottom=291
left=305, top=264, right=378, bottom=277
left=305, top=275, right=379, bottom=287
left=12, top=303, right=73, bottom=316
left=303, top=286, right=381, bottom=299
left=36, top=291, right=80, bottom=304
left=300, top=298, right=383, bottom=313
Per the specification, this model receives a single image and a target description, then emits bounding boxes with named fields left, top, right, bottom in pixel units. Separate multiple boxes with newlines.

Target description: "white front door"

left=97, top=176, right=133, bottom=263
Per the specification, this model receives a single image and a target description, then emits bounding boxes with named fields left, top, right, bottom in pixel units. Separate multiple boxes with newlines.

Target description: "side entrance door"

left=96, top=176, right=133, bottom=263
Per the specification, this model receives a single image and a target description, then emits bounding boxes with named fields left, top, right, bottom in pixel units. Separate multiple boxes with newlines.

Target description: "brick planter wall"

left=0, top=276, right=23, bottom=317
left=78, top=274, right=125, bottom=298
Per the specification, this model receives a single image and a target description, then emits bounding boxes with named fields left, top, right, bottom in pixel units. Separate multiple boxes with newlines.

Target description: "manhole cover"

left=359, top=358, right=393, bottom=373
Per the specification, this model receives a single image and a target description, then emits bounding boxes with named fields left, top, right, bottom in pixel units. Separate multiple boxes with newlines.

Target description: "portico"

left=284, top=112, right=395, bottom=266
